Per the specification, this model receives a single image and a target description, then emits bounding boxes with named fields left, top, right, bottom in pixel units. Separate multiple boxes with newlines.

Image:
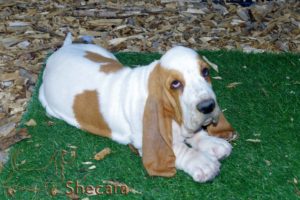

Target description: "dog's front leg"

left=185, top=130, right=232, bottom=160
left=173, top=142, right=220, bottom=183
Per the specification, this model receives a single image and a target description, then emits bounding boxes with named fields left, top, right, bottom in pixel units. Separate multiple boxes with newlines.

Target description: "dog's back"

left=39, top=34, right=154, bottom=149
left=39, top=35, right=118, bottom=125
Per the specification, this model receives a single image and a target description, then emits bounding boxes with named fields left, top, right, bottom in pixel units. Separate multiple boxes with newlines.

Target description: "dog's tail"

left=63, top=32, right=73, bottom=46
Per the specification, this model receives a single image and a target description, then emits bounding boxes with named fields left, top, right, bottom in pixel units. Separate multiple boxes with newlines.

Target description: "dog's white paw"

left=197, top=137, right=232, bottom=160
left=188, top=152, right=220, bottom=183
left=186, top=134, right=232, bottom=160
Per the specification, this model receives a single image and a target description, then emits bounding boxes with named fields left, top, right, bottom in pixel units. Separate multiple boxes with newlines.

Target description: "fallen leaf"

left=246, top=139, right=261, bottom=143
left=202, top=56, right=219, bottom=72
left=35, top=143, right=41, bottom=148
left=227, top=82, right=242, bottom=88
left=71, top=150, right=76, bottom=158
left=264, top=160, right=271, bottom=166
left=212, top=76, right=222, bottom=80
left=47, top=121, right=54, bottom=126
left=7, top=188, right=16, bottom=196
left=82, top=161, right=93, bottom=165
left=94, top=147, right=111, bottom=161
left=88, top=165, right=96, bottom=170
left=25, top=119, right=37, bottom=126
left=67, top=144, right=78, bottom=149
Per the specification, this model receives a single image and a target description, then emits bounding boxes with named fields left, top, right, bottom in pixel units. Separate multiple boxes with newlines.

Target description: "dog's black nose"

left=197, top=99, right=215, bottom=114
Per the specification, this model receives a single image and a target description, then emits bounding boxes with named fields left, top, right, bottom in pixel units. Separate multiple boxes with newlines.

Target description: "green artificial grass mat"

left=0, top=51, right=300, bottom=200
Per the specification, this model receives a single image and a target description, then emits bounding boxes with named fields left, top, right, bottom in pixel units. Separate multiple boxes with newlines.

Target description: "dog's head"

left=159, top=46, right=221, bottom=136
left=142, top=46, right=223, bottom=177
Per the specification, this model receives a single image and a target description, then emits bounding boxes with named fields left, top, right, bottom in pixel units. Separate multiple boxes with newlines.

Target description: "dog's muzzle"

left=192, top=99, right=219, bottom=134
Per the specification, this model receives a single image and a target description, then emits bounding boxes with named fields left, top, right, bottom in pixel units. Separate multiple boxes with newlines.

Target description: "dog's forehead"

left=160, top=46, right=200, bottom=73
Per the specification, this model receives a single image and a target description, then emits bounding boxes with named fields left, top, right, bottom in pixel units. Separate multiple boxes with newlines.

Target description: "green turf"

left=0, top=51, right=300, bottom=200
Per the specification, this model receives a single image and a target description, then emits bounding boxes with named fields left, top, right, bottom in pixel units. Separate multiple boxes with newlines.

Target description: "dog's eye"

left=171, top=80, right=182, bottom=89
left=201, top=67, right=209, bottom=77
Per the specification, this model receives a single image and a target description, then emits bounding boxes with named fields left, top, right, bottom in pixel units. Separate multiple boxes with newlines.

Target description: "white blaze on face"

left=160, top=46, right=220, bottom=133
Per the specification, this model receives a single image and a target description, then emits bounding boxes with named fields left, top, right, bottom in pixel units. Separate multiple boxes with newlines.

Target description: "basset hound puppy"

left=39, top=33, right=236, bottom=182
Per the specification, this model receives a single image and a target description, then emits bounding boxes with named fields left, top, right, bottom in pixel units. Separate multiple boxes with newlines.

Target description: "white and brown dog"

left=39, top=33, right=236, bottom=183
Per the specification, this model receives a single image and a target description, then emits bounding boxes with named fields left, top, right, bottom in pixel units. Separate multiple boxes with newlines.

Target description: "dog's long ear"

left=142, top=64, right=176, bottom=177
left=142, top=97, right=176, bottom=177
left=207, top=112, right=236, bottom=140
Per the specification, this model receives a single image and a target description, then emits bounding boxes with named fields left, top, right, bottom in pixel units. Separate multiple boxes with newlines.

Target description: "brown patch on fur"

left=73, top=90, right=111, bottom=138
left=142, top=64, right=184, bottom=177
left=207, top=112, right=235, bottom=140
left=101, top=63, right=123, bottom=73
left=85, top=51, right=123, bottom=73
left=198, top=59, right=211, bottom=83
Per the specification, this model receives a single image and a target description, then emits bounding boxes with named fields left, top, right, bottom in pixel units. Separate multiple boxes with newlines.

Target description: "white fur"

left=186, top=130, right=232, bottom=160
left=39, top=34, right=231, bottom=183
